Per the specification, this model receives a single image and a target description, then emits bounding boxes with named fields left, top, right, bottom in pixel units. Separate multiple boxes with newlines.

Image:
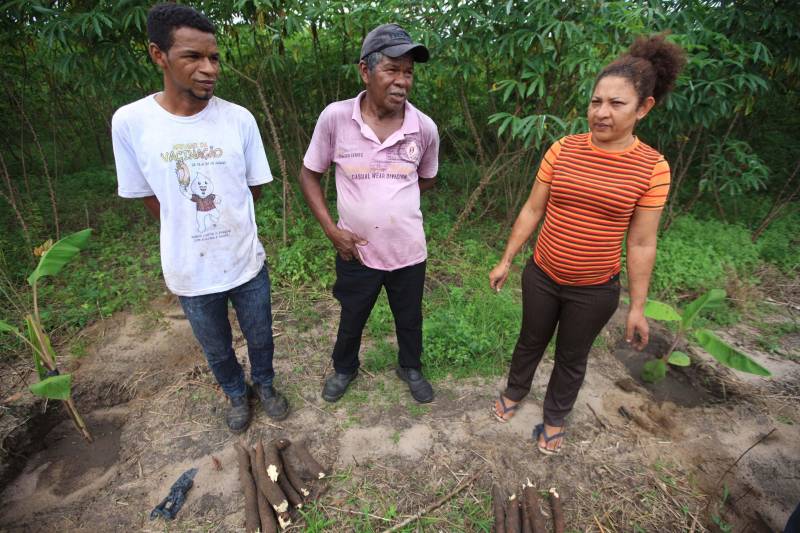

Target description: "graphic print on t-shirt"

left=169, top=149, right=234, bottom=244
left=175, top=159, right=223, bottom=233
left=342, top=133, right=423, bottom=182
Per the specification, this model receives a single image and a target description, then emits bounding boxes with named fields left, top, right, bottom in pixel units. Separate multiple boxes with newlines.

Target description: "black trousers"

left=331, top=256, right=426, bottom=374
left=504, top=260, right=620, bottom=427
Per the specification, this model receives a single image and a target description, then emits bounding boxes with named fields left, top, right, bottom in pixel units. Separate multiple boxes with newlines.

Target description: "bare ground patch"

left=1, top=296, right=798, bottom=532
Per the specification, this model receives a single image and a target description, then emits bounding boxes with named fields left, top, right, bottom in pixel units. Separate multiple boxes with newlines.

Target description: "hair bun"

left=628, top=33, right=686, bottom=103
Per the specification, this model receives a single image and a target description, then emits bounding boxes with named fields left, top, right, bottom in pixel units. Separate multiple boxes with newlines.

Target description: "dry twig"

left=379, top=470, right=481, bottom=533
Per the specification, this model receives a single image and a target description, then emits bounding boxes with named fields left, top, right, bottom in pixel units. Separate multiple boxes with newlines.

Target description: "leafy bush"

left=649, top=215, right=760, bottom=296
left=423, top=281, right=521, bottom=378
left=755, top=210, right=800, bottom=272
left=422, top=238, right=524, bottom=378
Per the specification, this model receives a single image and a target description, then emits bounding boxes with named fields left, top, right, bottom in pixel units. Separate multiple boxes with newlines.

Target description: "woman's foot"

left=492, top=394, right=519, bottom=422
left=533, top=422, right=565, bottom=455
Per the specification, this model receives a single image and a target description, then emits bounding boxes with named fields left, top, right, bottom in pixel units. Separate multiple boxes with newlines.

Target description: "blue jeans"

left=178, top=265, right=275, bottom=398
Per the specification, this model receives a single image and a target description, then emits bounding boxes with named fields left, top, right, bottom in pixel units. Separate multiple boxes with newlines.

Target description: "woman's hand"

left=625, top=309, right=649, bottom=351
left=489, top=262, right=511, bottom=292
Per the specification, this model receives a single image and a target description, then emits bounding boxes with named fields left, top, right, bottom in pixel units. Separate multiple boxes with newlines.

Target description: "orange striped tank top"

left=534, top=133, right=670, bottom=286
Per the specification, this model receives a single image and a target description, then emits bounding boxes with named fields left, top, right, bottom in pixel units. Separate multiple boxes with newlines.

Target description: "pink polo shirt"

left=304, top=91, right=440, bottom=271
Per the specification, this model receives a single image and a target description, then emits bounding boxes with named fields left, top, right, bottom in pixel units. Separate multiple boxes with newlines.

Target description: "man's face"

left=151, top=27, right=219, bottom=101
left=360, top=54, right=414, bottom=114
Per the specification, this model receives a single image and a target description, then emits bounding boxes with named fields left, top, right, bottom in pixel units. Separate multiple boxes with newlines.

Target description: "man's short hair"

left=364, top=51, right=387, bottom=72
left=146, top=3, right=215, bottom=52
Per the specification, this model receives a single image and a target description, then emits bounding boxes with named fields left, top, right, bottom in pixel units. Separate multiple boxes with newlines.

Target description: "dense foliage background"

left=1, top=0, right=798, bottom=370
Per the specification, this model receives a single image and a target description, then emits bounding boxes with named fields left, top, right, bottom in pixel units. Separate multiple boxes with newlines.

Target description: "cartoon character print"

left=176, top=160, right=223, bottom=232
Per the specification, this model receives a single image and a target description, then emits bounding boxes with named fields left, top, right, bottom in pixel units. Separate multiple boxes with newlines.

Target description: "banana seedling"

left=641, top=289, right=770, bottom=383
left=1, top=229, right=93, bottom=441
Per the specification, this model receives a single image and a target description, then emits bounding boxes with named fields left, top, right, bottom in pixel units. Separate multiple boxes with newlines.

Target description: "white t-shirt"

left=111, top=94, right=272, bottom=296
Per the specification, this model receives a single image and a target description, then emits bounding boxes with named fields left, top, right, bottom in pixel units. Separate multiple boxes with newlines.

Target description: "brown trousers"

left=504, top=260, right=620, bottom=426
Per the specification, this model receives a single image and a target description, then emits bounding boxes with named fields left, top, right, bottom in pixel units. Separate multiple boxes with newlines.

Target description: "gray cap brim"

left=381, top=43, right=430, bottom=63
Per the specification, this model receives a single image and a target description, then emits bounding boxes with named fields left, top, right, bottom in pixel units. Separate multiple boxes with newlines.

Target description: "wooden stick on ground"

left=249, top=447, right=278, bottom=533
left=292, top=439, right=327, bottom=480
left=505, top=494, right=522, bottom=533
left=523, top=482, right=546, bottom=533
left=268, top=439, right=303, bottom=508
left=276, top=441, right=311, bottom=499
left=254, top=440, right=292, bottom=528
left=548, top=487, right=565, bottom=533
left=716, top=428, right=776, bottom=484
left=379, top=470, right=481, bottom=533
left=233, top=442, right=260, bottom=533
left=491, top=483, right=506, bottom=533
left=521, top=491, right=533, bottom=533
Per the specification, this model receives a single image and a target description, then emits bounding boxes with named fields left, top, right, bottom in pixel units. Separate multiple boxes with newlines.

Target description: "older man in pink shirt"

left=299, top=23, right=440, bottom=403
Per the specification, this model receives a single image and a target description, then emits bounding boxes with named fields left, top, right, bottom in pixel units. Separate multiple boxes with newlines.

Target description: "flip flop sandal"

left=533, top=423, right=565, bottom=456
left=492, top=394, right=519, bottom=422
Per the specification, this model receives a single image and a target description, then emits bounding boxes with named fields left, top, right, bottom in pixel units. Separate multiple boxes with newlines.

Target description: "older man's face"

left=361, top=54, right=414, bottom=114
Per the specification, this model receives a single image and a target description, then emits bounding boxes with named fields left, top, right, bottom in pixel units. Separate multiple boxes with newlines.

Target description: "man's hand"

left=625, top=310, right=649, bottom=351
left=489, top=262, right=511, bottom=292
left=328, top=227, right=367, bottom=262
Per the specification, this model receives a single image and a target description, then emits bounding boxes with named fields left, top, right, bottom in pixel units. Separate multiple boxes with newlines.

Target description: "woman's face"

left=588, top=75, right=654, bottom=148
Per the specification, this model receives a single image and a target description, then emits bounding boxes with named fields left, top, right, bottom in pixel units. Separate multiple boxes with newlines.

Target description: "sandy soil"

left=1, top=293, right=798, bottom=532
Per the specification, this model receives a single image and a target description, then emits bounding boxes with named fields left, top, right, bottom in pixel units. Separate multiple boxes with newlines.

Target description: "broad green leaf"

left=668, top=351, right=691, bottom=367
left=681, top=289, right=726, bottom=329
left=644, top=300, right=682, bottom=322
left=0, top=319, right=20, bottom=335
left=27, top=229, right=92, bottom=286
left=29, top=374, right=72, bottom=400
left=642, top=359, right=667, bottom=383
left=694, top=329, right=771, bottom=377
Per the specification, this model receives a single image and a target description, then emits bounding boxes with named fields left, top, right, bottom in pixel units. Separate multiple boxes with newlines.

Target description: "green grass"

left=362, top=338, right=396, bottom=373
left=407, top=403, right=430, bottom=417
left=755, top=320, right=800, bottom=359
left=647, top=215, right=761, bottom=298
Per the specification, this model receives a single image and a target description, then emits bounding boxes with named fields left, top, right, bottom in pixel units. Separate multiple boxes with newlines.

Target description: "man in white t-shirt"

left=111, top=3, right=288, bottom=433
left=299, top=24, right=440, bottom=404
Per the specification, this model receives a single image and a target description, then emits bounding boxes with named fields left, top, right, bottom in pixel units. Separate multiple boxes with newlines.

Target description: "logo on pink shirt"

left=400, top=140, right=420, bottom=163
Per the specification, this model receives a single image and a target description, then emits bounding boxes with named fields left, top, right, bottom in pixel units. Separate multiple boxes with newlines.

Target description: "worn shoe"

left=225, top=393, right=251, bottom=434
left=322, top=370, right=358, bottom=403
left=395, top=367, right=434, bottom=403
left=254, top=383, right=289, bottom=421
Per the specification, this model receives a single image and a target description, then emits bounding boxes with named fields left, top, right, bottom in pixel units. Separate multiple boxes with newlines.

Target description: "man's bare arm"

left=142, top=196, right=160, bottom=221
left=298, top=165, right=366, bottom=261
left=249, top=185, right=262, bottom=202
left=419, top=177, right=436, bottom=193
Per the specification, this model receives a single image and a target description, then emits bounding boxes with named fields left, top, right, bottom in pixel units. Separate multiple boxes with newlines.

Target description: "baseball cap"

left=360, top=23, right=429, bottom=63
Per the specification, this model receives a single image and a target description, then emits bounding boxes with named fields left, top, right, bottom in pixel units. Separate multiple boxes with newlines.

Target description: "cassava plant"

left=641, top=289, right=771, bottom=383
left=0, top=229, right=93, bottom=441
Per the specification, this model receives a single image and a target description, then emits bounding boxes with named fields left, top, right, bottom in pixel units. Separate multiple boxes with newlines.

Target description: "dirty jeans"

left=178, top=265, right=275, bottom=398
left=504, top=260, right=620, bottom=427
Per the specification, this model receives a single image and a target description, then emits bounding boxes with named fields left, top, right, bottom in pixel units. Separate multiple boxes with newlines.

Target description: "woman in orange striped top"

left=489, top=34, right=686, bottom=455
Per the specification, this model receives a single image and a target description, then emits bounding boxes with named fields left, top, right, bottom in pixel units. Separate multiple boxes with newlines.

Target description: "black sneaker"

left=254, top=383, right=289, bottom=421
left=321, top=370, right=358, bottom=403
left=226, top=393, right=251, bottom=433
left=395, top=367, right=434, bottom=403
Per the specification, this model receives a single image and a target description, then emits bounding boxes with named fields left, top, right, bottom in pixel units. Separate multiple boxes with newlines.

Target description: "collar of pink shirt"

left=351, top=90, right=420, bottom=147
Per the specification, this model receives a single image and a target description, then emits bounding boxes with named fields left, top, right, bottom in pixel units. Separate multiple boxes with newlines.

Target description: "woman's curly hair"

left=597, top=33, right=687, bottom=106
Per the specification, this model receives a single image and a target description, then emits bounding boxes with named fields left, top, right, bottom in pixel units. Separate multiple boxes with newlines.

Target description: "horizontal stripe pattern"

left=534, top=133, right=670, bottom=285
